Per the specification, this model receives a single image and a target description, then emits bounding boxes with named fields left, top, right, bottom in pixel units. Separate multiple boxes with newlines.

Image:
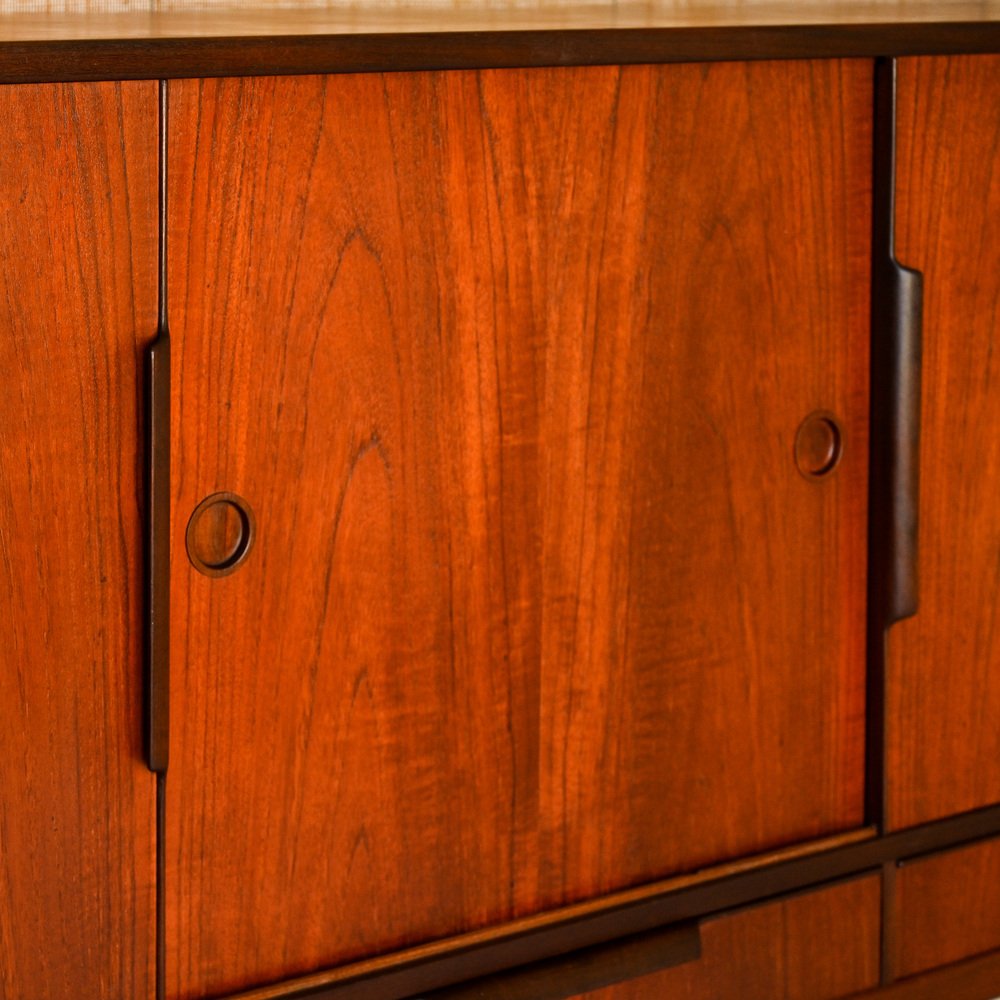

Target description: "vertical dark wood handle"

left=422, top=922, right=702, bottom=999
left=145, top=330, right=170, bottom=774
left=870, top=57, right=924, bottom=631
left=875, top=261, right=923, bottom=626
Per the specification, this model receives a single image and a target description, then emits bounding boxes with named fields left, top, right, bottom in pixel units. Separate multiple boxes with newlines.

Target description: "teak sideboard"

left=2, top=4, right=1000, bottom=999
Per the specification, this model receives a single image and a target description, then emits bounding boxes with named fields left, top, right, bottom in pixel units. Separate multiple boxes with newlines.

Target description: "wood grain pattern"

left=893, top=836, right=1000, bottom=978
left=887, top=55, right=1000, bottom=830
left=166, top=62, right=871, bottom=999
left=0, top=82, right=158, bottom=999
left=579, top=875, right=881, bottom=1000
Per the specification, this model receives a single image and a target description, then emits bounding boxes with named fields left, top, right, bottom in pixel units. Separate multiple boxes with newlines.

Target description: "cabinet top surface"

left=2, top=0, right=999, bottom=40
left=1, top=1, right=999, bottom=84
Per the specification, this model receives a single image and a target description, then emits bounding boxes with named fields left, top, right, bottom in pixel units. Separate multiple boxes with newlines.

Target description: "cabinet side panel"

left=888, top=54, right=1000, bottom=829
left=0, top=82, right=158, bottom=999
left=167, top=62, right=869, bottom=999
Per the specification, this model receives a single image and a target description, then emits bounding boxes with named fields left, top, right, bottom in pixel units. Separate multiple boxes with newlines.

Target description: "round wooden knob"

left=795, top=412, right=843, bottom=479
left=186, top=492, right=255, bottom=576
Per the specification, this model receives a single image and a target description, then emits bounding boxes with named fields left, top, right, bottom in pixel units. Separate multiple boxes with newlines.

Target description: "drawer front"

left=166, top=61, right=872, bottom=998
left=894, top=835, right=1000, bottom=979
left=579, top=875, right=881, bottom=1000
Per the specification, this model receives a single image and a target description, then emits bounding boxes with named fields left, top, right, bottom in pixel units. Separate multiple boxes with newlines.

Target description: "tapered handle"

left=870, top=57, right=924, bottom=631
left=873, top=260, right=923, bottom=626
left=145, top=330, right=170, bottom=773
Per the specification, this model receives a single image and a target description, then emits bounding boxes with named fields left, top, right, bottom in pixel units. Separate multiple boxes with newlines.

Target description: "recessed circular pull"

left=795, top=412, right=843, bottom=480
left=186, top=492, right=256, bottom=577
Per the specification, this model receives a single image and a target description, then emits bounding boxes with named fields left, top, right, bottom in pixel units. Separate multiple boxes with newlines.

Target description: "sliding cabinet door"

left=0, top=82, right=158, bottom=998
left=888, top=55, right=1000, bottom=829
left=166, top=62, right=871, bottom=998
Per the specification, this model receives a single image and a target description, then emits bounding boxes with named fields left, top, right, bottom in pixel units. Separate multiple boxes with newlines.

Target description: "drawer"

left=434, top=874, right=881, bottom=999
left=579, top=875, right=880, bottom=999
left=893, top=835, right=1000, bottom=979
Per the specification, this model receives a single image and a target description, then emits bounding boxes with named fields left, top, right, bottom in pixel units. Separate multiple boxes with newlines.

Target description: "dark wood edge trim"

left=1, top=23, right=1000, bottom=84
left=218, top=805, right=1000, bottom=1000
left=848, top=947, right=1000, bottom=999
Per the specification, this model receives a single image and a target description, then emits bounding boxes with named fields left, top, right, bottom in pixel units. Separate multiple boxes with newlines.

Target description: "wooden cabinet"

left=0, top=81, right=158, bottom=998
left=3, top=15, right=1000, bottom=1000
